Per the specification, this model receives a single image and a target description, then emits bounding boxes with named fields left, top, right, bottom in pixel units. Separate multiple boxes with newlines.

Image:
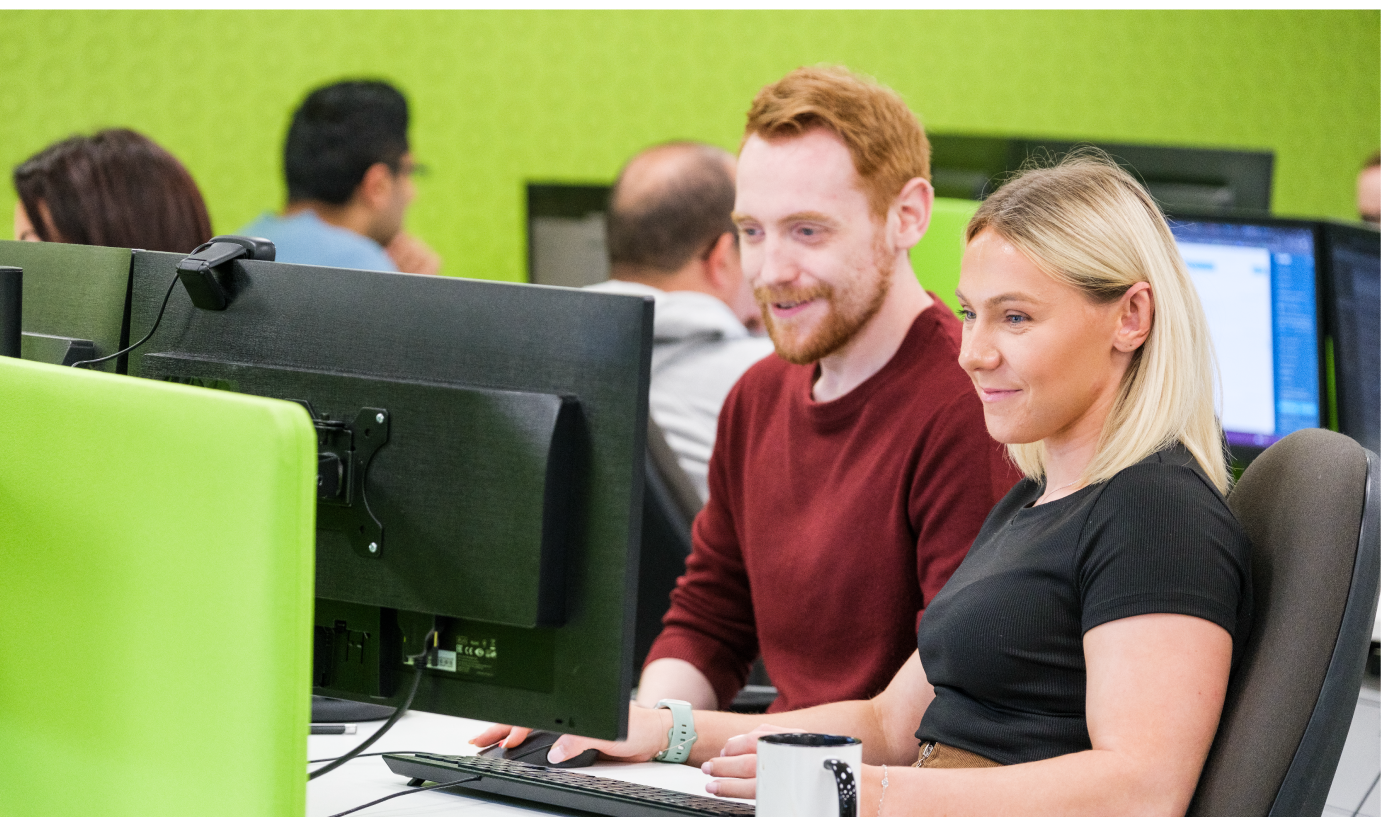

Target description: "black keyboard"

left=383, top=752, right=756, bottom=816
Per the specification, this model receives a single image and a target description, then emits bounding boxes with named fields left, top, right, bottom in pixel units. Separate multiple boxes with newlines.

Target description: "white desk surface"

left=307, top=711, right=752, bottom=816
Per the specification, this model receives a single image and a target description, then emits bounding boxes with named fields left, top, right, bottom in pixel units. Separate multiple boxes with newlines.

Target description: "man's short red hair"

left=744, top=65, right=931, bottom=219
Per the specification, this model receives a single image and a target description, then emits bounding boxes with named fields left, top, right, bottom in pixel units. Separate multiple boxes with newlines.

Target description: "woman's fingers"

left=701, top=753, right=757, bottom=779
left=720, top=732, right=759, bottom=757
left=706, top=775, right=757, bottom=800
left=721, top=724, right=803, bottom=757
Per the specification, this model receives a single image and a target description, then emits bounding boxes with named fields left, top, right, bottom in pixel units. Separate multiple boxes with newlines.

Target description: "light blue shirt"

left=238, top=211, right=398, bottom=272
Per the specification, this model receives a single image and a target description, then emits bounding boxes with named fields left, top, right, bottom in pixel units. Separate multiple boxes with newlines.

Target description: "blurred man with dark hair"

left=241, top=79, right=440, bottom=274
left=588, top=141, right=772, bottom=499
left=1358, top=151, right=1379, bottom=224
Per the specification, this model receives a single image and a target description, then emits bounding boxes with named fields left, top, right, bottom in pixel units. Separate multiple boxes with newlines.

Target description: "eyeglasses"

left=391, top=159, right=430, bottom=179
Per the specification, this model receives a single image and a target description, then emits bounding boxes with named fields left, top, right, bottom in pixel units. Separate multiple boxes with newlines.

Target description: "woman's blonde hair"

left=966, top=150, right=1230, bottom=493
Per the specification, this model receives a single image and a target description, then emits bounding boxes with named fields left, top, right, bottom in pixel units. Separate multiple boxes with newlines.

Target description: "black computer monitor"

left=125, top=251, right=653, bottom=741
left=0, top=240, right=134, bottom=370
left=1322, top=222, right=1381, bottom=454
left=1167, top=216, right=1325, bottom=463
left=929, top=135, right=1274, bottom=213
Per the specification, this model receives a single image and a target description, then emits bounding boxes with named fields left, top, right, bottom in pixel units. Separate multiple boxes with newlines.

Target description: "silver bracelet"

left=877, top=764, right=889, bottom=817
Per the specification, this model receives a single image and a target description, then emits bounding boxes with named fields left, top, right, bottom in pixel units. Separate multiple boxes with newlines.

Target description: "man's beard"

left=756, top=240, right=894, bottom=366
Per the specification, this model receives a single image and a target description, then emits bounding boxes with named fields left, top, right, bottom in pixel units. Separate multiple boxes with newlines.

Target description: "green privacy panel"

left=0, top=240, right=132, bottom=372
left=0, top=356, right=317, bottom=816
left=912, top=196, right=981, bottom=313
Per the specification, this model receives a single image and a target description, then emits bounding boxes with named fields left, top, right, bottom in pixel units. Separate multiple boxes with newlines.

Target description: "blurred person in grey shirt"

left=588, top=142, right=772, bottom=500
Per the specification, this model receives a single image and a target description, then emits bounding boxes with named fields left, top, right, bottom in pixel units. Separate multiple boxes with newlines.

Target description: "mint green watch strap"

left=653, top=698, right=696, bottom=763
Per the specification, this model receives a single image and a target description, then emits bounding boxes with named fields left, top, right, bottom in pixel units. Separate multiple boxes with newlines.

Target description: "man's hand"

left=469, top=723, right=532, bottom=751
left=386, top=231, right=442, bottom=275
left=468, top=704, right=674, bottom=765
left=698, top=724, right=801, bottom=799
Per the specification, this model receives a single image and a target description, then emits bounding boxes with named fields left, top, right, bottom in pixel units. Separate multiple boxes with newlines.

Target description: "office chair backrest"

left=631, top=420, right=704, bottom=673
left=1188, top=428, right=1380, bottom=817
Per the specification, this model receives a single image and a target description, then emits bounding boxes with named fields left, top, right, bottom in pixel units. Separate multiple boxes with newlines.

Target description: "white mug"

left=756, top=733, right=862, bottom=817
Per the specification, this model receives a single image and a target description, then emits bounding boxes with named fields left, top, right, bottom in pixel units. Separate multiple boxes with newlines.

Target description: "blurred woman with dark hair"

left=13, top=128, right=213, bottom=253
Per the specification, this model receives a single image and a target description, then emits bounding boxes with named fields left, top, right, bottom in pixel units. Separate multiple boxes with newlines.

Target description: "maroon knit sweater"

left=645, top=300, right=1019, bottom=712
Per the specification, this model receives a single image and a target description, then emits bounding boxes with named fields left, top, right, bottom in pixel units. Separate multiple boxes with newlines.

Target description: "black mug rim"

left=758, top=733, right=862, bottom=748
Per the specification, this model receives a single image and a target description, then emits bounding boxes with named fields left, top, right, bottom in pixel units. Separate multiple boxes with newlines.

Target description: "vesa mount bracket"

left=291, top=401, right=391, bottom=560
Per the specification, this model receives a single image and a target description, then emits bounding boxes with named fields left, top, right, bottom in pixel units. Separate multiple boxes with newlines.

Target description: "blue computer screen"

left=1169, top=219, right=1321, bottom=448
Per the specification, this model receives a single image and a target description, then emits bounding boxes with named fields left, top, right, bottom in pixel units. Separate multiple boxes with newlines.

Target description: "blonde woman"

left=474, top=154, right=1252, bottom=816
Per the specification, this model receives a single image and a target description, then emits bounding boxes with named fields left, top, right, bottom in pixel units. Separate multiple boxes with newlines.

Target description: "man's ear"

left=1114, top=281, right=1154, bottom=353
left=355, top=162, right=395, bottom=212
left=702, top=232, right=739, bottom=292
left=892, top=176, right=934, bottom=251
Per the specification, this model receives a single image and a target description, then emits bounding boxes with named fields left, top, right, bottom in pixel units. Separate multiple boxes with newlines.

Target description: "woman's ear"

left=1114, top=282, right=1154, bottom=353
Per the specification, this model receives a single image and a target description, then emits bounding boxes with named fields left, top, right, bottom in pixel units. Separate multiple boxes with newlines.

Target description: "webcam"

left=175, top=235, right=276, bottom=311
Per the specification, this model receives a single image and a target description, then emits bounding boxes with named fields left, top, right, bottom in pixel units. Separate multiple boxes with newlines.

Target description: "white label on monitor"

left=428, top=649, right=458, bottom=672
left=1179, top=242, right=1276, bottom=436
left=455, top=637, right=499, bottom=679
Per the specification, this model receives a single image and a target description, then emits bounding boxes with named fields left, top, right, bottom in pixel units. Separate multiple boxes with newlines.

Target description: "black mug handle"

left=823, top=758, right=857, bottom=817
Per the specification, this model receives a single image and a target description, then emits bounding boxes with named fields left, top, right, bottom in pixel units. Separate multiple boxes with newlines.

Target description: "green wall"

left=0, top=10, right=1376, bottom=283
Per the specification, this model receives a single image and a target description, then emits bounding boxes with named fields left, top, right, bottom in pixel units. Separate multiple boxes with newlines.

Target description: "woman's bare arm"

left=801, top=613, right=1234, bottom=817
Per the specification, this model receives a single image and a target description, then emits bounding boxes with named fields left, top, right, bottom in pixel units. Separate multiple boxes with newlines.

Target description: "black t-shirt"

left=914, top=445, right=1253, bottom=765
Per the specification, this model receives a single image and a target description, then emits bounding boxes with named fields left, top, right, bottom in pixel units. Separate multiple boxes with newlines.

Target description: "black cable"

left=72, top=274, right=179, bottom=369
left=307, top=623, right=440, bottom=782
left=325, top=775, right=481, bottom=817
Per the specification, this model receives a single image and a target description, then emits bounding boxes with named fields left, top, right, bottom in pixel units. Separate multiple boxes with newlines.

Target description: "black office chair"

left=634, top=420, right=780, bottom=711
left=1188, top=428, right=1380, bottom=817
left=631, top=420, right=704, bottom=676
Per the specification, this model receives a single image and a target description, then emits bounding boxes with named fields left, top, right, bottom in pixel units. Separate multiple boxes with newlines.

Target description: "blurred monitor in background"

left=241, top=79, right=440, bottom=275
left=1357, top=151, right=1379, bottom=224
left=1323, top=221, right=1380, bottom=455
left=587, top=141, right=772, bottom=501
left=12, top=127, right=212, bottom=253
left=1167, top=216, right=1324, bottom=462
left=928, top=134, right=1274, bottom=215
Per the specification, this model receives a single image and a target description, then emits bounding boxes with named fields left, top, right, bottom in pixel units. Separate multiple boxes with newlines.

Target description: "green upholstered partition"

left=0, top=240, right=133, bottom=372
left=0, top=356, right=317, bottom=816
left=912, top=196, right=980, bottom=313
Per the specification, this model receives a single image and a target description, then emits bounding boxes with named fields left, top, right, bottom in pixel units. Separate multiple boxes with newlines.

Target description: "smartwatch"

left=652, top=698, right=697, bottom=763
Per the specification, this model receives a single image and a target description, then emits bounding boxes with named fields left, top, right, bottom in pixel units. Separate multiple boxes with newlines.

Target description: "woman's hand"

left=469, top=704, right=675, bottom=765
left=699, top=724, right=803, bottom=799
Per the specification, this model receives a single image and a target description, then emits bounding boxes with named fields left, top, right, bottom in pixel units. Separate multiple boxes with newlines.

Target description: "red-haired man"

left=477, top=67, right=1015, bottom=754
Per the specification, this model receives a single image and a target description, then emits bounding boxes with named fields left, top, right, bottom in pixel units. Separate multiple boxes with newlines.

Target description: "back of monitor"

left=124, top=251, right=653, bottom=741
left=0, top=239, right=133, bottom=371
